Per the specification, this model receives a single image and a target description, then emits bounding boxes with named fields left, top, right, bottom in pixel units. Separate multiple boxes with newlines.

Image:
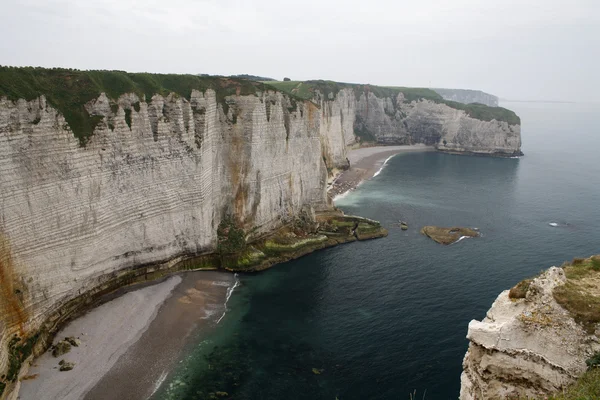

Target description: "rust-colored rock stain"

left=228, top=113, right=251, bottom=224
left=0, top=233, right=28, bottom=336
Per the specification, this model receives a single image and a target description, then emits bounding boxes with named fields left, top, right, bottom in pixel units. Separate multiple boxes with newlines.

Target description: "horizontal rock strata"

left=0, top=76, right=521, bottom=398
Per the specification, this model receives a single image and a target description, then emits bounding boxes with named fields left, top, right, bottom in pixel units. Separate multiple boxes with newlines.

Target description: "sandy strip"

left=330, top=145, right=434, bottom=199
left=19, top=275, right=182, bottom=400
left=85, top=271, right=234, bottom=400
left=18, top=270, right=236, bottom=400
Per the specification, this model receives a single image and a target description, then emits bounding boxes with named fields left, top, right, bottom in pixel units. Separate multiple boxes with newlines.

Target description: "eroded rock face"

left=0, top=85, right=522, bottom=397
left=0, top=90, right=330, bottom=391
left=460, top=267, right=600, bottom=399
left=431, top=89, right=499, bottom=107
left=351, top=91, right=521, bottom=156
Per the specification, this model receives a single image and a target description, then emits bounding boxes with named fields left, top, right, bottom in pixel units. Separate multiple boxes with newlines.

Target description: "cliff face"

left=0, top=89, right=331, bottom=392
left=267, top=81, right=522, bottom=158
left=432, top=88, right=499, bottom=107
left=461, top=266, right=600, bottom=399
left=318, top=89, right=356, bottom=170
left=0, top=73, right=522, bottom=396
left=353, top=91, right=521, bottom=156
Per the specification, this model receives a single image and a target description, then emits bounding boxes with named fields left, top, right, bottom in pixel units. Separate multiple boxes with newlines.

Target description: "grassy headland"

left=508, top=255, right=600, bottom=399
left=553, top=256, right=600, bottom=334
left=0, top=66, right=278, bottom=143
left=267, top=80, right=520, bottom=125
left=0, top=67, right=519, bottom=145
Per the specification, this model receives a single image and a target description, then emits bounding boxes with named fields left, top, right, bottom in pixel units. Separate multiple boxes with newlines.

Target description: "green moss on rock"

left=0, top=66, right=275, bottom=144
left=6, top=333, right=39, bottom=382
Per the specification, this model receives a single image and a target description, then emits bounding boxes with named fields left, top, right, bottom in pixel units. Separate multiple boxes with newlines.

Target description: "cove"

left=154, top=102, right=600, bottom=400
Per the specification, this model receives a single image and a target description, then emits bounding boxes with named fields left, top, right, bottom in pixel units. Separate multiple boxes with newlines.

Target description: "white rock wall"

left=460, top=267, right=599, bottom=399
left=353, top=92, right=522, bottom=156
left=0, top=84, right=523, bottom=395
left=0, top=90, right=328, bottom=381
left=318, top=88, right=357, bottom=169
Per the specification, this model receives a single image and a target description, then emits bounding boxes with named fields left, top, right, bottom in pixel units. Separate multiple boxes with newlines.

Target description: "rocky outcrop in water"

left=460, top=265, right=600, bottom=399
left=420, top=226, right=479, bottom=245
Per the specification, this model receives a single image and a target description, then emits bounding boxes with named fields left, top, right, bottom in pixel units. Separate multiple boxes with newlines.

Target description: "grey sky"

left=2, top=0, right=599, bottom=102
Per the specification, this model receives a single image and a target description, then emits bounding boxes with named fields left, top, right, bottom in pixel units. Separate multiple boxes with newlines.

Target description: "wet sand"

left=18, top=271, right=236, bottom=400
left=329, top=145, right=434, bottom=199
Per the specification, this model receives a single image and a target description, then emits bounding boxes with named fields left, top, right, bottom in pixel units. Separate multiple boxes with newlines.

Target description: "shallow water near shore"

left=154, top=102, right=600, bottom=400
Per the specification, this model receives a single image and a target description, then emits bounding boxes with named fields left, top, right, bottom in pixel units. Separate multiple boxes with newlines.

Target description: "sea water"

left=154, top=102, right=600, bottom=399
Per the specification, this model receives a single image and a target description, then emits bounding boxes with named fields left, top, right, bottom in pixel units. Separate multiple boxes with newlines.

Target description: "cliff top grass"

left=267, top=80, right=520, bottom=125
left=553, top=255, right=600, bottom=333
left=549, top=367, right=600, bottom=399
left=0, top=66, right=279, bottom=143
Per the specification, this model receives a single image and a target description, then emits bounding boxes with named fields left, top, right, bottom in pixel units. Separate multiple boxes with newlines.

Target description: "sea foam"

left=217, top=274, right=240, bottom=324
left=373, top=155, right=396, bottom=177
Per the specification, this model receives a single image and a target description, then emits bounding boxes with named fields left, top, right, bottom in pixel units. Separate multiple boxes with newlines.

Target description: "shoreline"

left=329, top=144, right=434, bottom=200
left=13, top=211, right=386, bottom=399
left=9, top=149, right=404, bottom=400
left=18, top=271, right=236, bottom=400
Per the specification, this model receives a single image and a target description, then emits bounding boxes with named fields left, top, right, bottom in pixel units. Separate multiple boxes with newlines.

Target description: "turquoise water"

left=156, top=102, right=600, bottom=399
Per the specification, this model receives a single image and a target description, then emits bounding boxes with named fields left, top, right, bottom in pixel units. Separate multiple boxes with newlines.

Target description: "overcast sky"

left=2, top=0, right=599, bottom=102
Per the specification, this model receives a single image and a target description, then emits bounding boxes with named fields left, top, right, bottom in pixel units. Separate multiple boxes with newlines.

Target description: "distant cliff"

left=461, top=256, right=600, bottom=399
left=271, top=81, right=522, bottom=158
left=0, top=68, right=521, bottom=398
left=432, top=88, right=499, bottom=107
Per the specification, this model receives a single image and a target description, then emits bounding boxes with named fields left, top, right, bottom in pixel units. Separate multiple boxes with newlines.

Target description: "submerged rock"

left=420, top=226, right=479, bottom=245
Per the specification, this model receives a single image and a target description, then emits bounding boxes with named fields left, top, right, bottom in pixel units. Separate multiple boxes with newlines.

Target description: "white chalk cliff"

left=460, top=267, right=600, bottom=399
left=0, top=78, right=521, bottom=398
left=325, top=89, right=521, bottom=156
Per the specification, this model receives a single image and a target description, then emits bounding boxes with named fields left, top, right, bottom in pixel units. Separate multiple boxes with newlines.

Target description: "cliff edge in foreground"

left=461, top=256, right=600, bottom=399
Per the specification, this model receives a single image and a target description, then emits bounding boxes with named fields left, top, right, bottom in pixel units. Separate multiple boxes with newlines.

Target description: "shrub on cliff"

left=217, top=217, right=246, bottom=255
left=591, top=256, right=600, bottom=271
left=550, top=367, right=600, bottom=399
left=586, top=352, right=600, bottom=369
left=509, top=279, right=532, bottom=299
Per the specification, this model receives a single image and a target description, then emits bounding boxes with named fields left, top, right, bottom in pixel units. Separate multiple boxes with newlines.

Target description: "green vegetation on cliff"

left=553, top=255, right=600, bottom=334
left=0, top=66, right=275, bottom=143
left=550, top=364, right=600, bottom=400
left=0, top=66, right=519, bottom=145
left=267, top=80, right=520, bottom=125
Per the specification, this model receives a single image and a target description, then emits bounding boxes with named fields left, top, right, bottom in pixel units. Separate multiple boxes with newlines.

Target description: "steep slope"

left=0, top=68, right=522, bottom=398
left=0, top=70, right=339, bottom=398
left=461, top=257, right=600, bottom=399
left=269, top=81, right=522, bottom=157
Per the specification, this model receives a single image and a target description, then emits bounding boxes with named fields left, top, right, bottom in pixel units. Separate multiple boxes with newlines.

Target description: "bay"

left=155, top=102, right=600, bottom=400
